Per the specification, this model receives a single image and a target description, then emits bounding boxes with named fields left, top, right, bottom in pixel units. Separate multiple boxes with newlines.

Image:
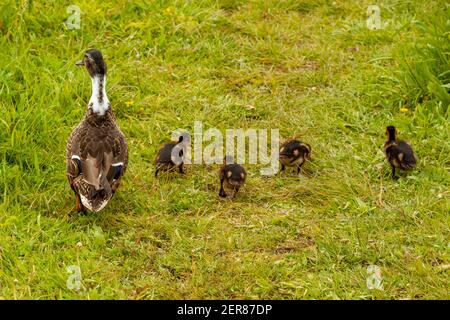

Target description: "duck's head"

left=76, top=49, right=107, bottom=78
left=386, top=125, right=397, bottom=141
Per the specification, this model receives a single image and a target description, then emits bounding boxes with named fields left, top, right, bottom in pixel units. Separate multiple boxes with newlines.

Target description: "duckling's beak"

left=75, top=60, right=85, bottom=66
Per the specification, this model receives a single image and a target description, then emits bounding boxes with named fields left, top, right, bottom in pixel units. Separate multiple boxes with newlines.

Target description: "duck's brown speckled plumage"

left=66, top=103, right=128, bottom=212
left=66, top=49, right=128, bottom=212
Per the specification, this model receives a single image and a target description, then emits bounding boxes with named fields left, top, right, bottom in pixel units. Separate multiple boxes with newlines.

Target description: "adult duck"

left=66, top=49, right=128, bottom=212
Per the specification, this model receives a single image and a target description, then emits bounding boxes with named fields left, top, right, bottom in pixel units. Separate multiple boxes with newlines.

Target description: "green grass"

left=0, top=0, right=449, bottom=299
left=376, top=5, right=450, bottom=113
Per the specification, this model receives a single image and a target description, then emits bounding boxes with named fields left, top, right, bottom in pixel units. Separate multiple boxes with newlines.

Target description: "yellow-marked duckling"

left=155, top=133, right=190, bottom=177
left=279, top=138, right=311, bottom=175
left=219, top=156, right=246, bottom=198
left=384, top=125, right=417, bottom=179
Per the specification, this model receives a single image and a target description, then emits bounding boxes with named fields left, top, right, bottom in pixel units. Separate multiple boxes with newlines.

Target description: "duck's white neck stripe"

left=89, top=75, right=109, bottom=116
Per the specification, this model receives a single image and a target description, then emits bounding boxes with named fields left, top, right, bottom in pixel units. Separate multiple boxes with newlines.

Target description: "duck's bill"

left=75, top=60, right=85, bottom=66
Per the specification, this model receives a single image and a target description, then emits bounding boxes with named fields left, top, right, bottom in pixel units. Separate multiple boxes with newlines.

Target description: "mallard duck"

left=155, top=132, right=190, bottom=177
left=384, top=125, right=417, bottom=179
left=279, top=138, right=311, bottom=175
left=66, top=49, right=128, bottom=212
left=219, top=156, right=246, bottom=198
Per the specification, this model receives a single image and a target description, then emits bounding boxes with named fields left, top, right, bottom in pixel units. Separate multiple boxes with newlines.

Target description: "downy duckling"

left=279, top=138, right=311, bottom=175
left=384, top=125, right=417, bottom=179
left=155, top=133, right=190, bottom=177
left=219, top=156, right=246, bottom=198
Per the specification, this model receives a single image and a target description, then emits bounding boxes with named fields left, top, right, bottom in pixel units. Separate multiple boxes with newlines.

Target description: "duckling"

left=219, top=156, right=247, bottom=198
left=155, top=133, right=190, bottom=177
left=384, top=125, right=417, bottom=179
left=66, top=49, right=128, bottom=213
left=279, top=138, right=311, bottom=175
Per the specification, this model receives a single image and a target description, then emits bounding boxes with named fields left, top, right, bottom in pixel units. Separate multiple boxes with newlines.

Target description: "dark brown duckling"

left=155, top=133, right=190, bottom=177
left=384, top=125, right=417, bottom=179
left=219, top=156, right=246, bottom=198
left=279, top=138, right=311, bottom=175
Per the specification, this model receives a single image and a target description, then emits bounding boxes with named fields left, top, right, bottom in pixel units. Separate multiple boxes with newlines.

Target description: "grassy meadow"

left=0, top=0, right=449, bottom=299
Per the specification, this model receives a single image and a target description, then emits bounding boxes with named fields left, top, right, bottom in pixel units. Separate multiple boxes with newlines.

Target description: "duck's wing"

left=397, top=141, right=417, bottom=168
left=156, top=143, right=176, bottom=164
left=281, top=141, right=304, bottom=162
left=66, top=122, right=128, bottom=209
left=66, top=123, right=84, bottom=186
left=105, top=129, right=128, bottom=193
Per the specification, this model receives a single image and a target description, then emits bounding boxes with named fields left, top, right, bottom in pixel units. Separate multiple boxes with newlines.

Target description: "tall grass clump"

left=394, top=7, right=450, bottom=113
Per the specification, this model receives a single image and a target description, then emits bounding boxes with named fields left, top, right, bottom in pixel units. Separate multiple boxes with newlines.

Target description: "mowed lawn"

left=0, top=0, right=449, bottom=299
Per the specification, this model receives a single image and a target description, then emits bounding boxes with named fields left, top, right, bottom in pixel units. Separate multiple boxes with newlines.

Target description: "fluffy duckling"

left=384, top=125, right=417, bottom=179
left=66, top=49, right=128, bottom=213
left=219, top=156, right=246, bottom=198
left=155, top=133, right=190, bottom=177
left=279, top=138, right=311, bottom=175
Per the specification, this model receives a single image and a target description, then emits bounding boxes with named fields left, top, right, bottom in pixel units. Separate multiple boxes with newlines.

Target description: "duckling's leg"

left=178, top=163, right=184, bottom=174
left=155, top=168, right=160, bottom=178
left=231, top=187, right=239, bottom=199
left=390, top=165, right=397, bottom=180
left=219, top=178, right=226, bottom=198
left=278, top=164, right=285, bottom=175
left=296, top=164, right=302, bottom=175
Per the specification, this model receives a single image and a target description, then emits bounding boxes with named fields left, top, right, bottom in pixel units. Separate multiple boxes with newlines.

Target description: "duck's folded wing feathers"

left=397, top=141, right=417, bottom=167
left=67, top=123, right=127, bottom=189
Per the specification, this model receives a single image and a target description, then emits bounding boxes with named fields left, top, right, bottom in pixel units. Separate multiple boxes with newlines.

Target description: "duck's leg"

left=178, top=163, right=184, bottom=174
left=219, top=178, right=226, bottom=198
left=391, top=164, right=397, bottom=180
left=75, top=193, right=86, bottom=213
left=297, top=164, right=302, bottom=175
left=155, top=168, right=160, bottom=178
left=231, top=187, right=239, bottom=199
